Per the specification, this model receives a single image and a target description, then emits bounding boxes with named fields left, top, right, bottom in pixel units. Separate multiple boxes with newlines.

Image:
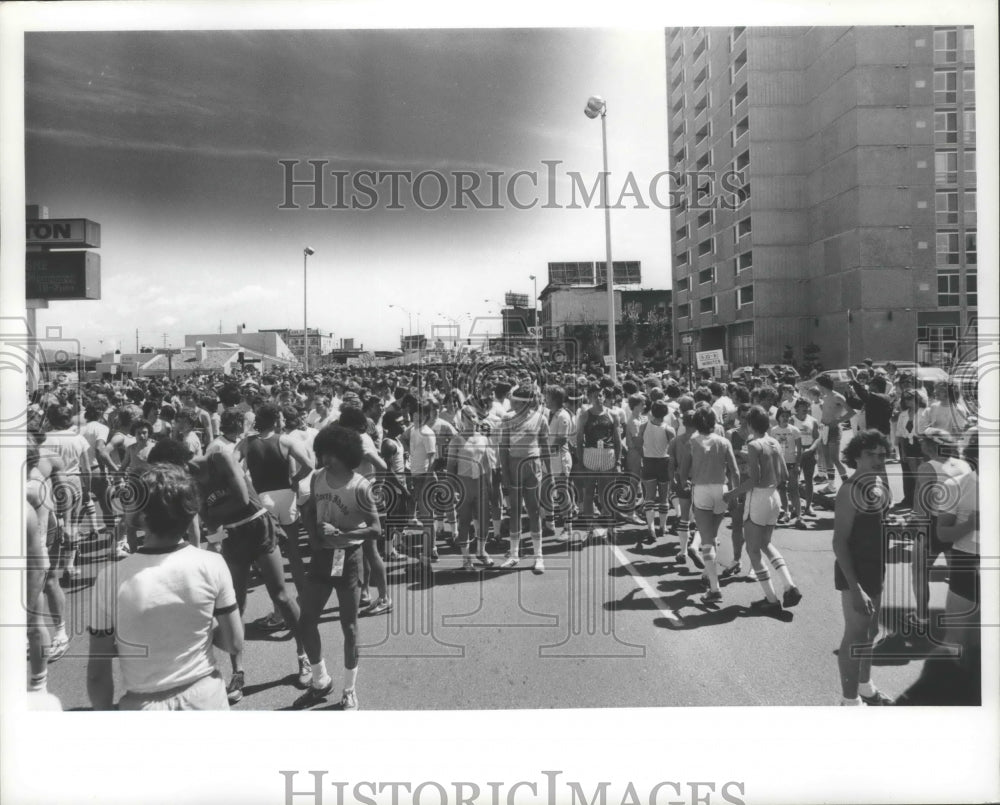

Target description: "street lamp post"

left=585, top=95, right=617, bottom=382
left=529, top=274, right=539, bottom=358
left=303, top=246, right=315, bottom=373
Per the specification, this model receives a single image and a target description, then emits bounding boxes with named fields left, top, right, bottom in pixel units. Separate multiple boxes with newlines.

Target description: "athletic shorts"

left=308, top=543, right=363, bottom=590
left=826, top=425, right=842, bottom=445
left=947, top=549, right=979, bottom=603
left=642, top=457, right=670, bottom=483
left=834, top=559, right=885, bottom=599
left=258, top=488, right=298, bottom=527
left=745, top=486, right=781, bottom=526
left=221, top=512, right=278, bottom=567
left=692, top=483, right=727, bottom=515
left=510, top=457, right=543, bottom=489
left=118, top=671, right=228, bottom=711
left=548, top=453, right=572, bottom=479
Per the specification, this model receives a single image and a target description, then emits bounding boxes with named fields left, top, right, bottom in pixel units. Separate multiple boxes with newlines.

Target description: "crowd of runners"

left=23, top=354, right=980, bottom=709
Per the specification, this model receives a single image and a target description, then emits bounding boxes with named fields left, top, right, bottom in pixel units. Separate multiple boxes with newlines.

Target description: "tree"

left=801, top=343, right=823, bottom=375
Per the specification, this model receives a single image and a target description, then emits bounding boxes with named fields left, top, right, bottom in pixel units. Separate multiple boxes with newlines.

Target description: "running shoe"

left=226, top=671, right=245, bottom=705
left=777, top=512, right=790, bottom=525
left=47, top=633, right=70, bottom=664
left=554, top=528, right=571, bottom=542
left=532, top=557, right=545, bottom=575
left=542, top=523, right=556, bottom=538
left=430, top=550, right=440, bottom=563
left=297, top=655, right=312, bottom=687
left=294, top=676, right=334, bottom=708
left=700, top=590, right=723, bottom=605
left=644, top=532, right=657, bottom=545
left=340, top=688, right=359, bottom=711
left=782, top=586, right=803, bottom=608
left=746, top=567, right=757, bottom=581
left=359, top=594, right=372, bottom=610
left=366, top=597, right=393, bottom=615
left=861, top=689, right=894, bottom=706
left=499, top=553, right=519, bottom=570
left=793, top=517, right=806, bottom=529
left=461, top=558, right=477, bottom=574
left=633, top=540, right=644, bottom=552
left=253, top=612, right=286, bottom=632
left=802, top=508, right=816, bottom=518
left=749, top=598, right=782, bottom=615
left=474, top=553, right=495, bottom=568
left=719, top=562, right=742, bottom=580
left=686, top=546, right=705, bottom=569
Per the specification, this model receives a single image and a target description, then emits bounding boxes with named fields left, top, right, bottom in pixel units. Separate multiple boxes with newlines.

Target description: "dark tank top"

left=245, top=434, right=290, bottom=493
left=582, top=407, right=615, bottom=448
left=834, top=475, right=890, bottom=593
left=202, top=453, right=263, bottom=524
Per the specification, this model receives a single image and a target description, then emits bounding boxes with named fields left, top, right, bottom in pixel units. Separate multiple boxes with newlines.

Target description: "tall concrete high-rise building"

left=666, top=26, right=977, bottom=369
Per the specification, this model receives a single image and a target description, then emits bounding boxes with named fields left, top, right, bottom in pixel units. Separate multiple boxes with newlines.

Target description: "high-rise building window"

left=736, top=285, right=754, bottom=307
left=678, top=303, right=690, bottom=319
left=934, top=111, right=958, bottom=144
left=965, top=231, right=977, bottom=264
left=699, top=296, right=716, bottom=314
left=962, top=69, right=975, bottom=104
left=736, top=182, right=751, bottom=206
left=966, top=268, right=977, bottom=307
left=676, top=224, right=688, bottom=242
left=737, top=216, right=752, bottom=239
left=696, top=151, right=711, bottom=171
left=695, top=122, right=711, bottom=145
left=677, top=276, right=690, bottom=292
left=935, top=191, right=959, bottom=225
left=934, top=29, right=957, bottom=64
left=935, top=150, right=958, bottom=184
left=692, top=36, right=707, bottom=62
left=732, top=82, right=748, bottom=112
left=962, top=28, right=974, bottom=62
left=963, top=150, right=975, bottom=185
left=732, top=115, right=749, bottom=146
left=962, top=110, right=975, bottom=145
left=674, top=146, right=685, bottom=164
left=697, top=210, right=712, bottom=229
left=699, top=266, right=715, bottom=284
left=964, top=191, right=976, bottom=227
left=732, top=48, right=747, bottom=80
left=738, top=250, right=753, bottom=271
left=729, top=27, right=746, bottom=53
left=937, top=268, right=960, bottom=306
left=677, top=250, right=689, bottom=267
left=936, top=232, right=960, bottom=265
left=694, top=92, right=710, bottom=118
left=693, top=65, right=709, bottom=90
left=698, top=238, right=714, bottom=257
left=934, top=70, right=957, bottom=104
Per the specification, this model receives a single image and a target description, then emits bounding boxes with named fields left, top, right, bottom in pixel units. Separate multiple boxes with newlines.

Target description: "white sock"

left=508, top=535, right=521, bottom=555
left=30, top=671, right=47, bottom=692
left=312, top=658, right=328, bottom=685
left=858, top=681, right=876, bottom=698
left=53, top=623, right=67, bottom=641
left=840, top=696, right=862, bottom=706
left=344, top=665, right=358, bottom=692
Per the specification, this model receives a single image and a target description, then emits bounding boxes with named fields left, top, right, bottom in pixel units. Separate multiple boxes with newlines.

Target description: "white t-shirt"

left=549, top=408, right=573, bottom=464
left=311, top=470, right=377, bottom=546
left=205, top=436, right=237, bottom=457
left=79, top=421, right=110, bottom=469
left=43, top=428, right=90, bottom=475
left=408, top=425, right=437, bottom=474
left=89, top=543, right=236, bottom=694
left=952, top=469, right=978, bottom=555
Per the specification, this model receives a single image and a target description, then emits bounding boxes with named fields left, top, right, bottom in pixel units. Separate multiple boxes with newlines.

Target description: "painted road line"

left=610, top=544, right=683, bottom=624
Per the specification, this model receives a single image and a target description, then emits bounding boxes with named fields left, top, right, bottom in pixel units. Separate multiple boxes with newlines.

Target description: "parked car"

left=731, top=364, right=799, bottom=383
left=796, top=369, right=852, bottom=395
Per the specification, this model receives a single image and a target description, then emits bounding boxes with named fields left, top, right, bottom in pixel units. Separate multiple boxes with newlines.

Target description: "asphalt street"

left=35, top=462, right=950, bottom=710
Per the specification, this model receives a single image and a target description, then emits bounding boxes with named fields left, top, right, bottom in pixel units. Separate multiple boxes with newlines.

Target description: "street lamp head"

left=584, top=96, right=606, bottom=119
left=304, top=246, right=315, bottom=256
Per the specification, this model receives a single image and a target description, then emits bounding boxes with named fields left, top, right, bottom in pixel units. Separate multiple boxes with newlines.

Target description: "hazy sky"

left=25, top=28, right=670, bottom=354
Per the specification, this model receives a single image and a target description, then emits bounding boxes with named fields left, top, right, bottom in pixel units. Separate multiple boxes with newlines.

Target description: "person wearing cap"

left=498, top=385, right=550, bottom=572
left=912, top=427, right=974, bottom=626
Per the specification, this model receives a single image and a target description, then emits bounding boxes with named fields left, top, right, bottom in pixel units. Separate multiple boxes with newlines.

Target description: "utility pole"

left=135, top=329, right=139, bottom=353
left=162, top=333, right=167, bottom=348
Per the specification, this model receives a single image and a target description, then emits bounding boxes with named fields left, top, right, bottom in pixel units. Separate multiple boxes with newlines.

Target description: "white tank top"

left=642, top=420, right=671, bottom=458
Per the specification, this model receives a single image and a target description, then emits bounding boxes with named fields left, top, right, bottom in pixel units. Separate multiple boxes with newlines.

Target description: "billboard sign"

left=696, top=349, right=725, bottom=369
left=26, top=218, right=101, bottom=248
left=26, top=251, right=101, bottom=300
